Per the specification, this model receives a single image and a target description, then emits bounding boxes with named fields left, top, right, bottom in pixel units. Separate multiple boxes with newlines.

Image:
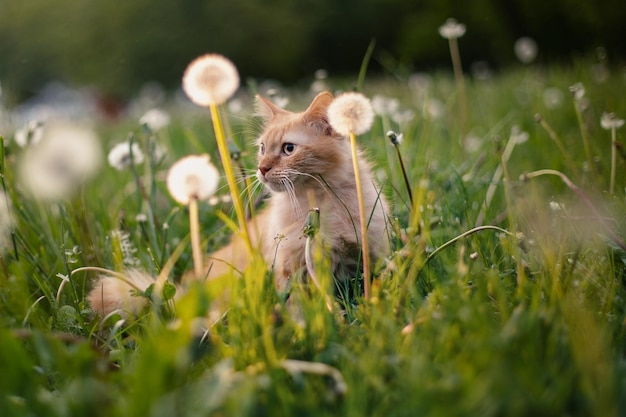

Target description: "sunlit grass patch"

left=0, top=53, right=625, bottom=416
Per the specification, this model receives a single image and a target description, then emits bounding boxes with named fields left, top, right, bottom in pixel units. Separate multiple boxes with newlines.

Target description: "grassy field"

left=1, top=56, right=625, bottom=416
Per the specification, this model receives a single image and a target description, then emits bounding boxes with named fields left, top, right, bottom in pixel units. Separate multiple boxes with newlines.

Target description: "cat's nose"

left=258, top=165, right=271, bottom=176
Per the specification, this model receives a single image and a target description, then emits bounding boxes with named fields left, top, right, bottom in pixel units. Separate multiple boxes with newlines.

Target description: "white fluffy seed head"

left=182, top=54, right=240, bottom=106
left=166, top=154, right=219, bottom=205
left=439, top=18, right=466, bottom=39
left=18, top=122, right=102, bottom=201
left=601, top=112, right=625, bottom=130
left=107, top=141, right=145, bottom=171
left=327, top=92, right=374, bottom=136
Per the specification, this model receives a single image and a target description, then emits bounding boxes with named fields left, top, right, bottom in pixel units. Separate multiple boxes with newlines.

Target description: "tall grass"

left=1, top=59, right=625, bottom=417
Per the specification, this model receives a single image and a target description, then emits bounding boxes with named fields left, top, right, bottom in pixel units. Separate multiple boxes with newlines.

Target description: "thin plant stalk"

left=610, top=126, right=617, bottom=194
left=476, top=135, right=518, bottom=226
left=448, top=36, right=467, bottom=153
left=573, top=100, right=593, bottom=172
left=0, top=135, right=18, bottom=260
left=208, top=104, right=252, bottom=253
left=535, top=114, right=578, bottom=177
left=522, top=169, right=626, bottom=251
left=349, top=132, right=371, bottom=299
left=425, top=225, right=513, bottom=264
left=188, top=197, right=203, bottom=279
left=356, top=39, right=376, bottom=93
left=386, top=131, right=414, bottom=205
left=303, top=208, right=333, bottom=312
left=394, top=145, right=413, bottom=204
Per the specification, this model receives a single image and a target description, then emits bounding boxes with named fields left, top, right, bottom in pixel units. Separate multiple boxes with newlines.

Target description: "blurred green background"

left=1, top=0, right=624, bottom=104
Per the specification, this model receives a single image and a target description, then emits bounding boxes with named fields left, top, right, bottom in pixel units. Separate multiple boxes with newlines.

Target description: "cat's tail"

left=87, top=269, right=157, bottom=317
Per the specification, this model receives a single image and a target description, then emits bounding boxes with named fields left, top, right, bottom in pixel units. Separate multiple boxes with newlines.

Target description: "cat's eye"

left=259, top=143, right=265, bottom=155
left=281, top=142, right=295, bottom=155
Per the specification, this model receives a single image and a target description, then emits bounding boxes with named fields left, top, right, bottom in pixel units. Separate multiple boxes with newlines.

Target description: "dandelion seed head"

left=166, top=154, right=219, bottom=205
left=439, top=18, right=466, bottom=39
left=227, top=98, right=244, bottom=114
left=327, top=92, right=374, bottom=136
left=425, top=99, right=445, bottom=120
left=471, top=61, right=493, bottom=81
left=182, top=54, right=240, bottom=106
left=510, top=125, right=529, bottom=144
left=543, top=87, right=564, bottom=109
left=371, top=95, right=400, bottom=116
left=108, top=141, right=145, bottom=171
left=549, top=201, right=563, bottom=212
left=314, top=69, right=328, bottom=80
left=139, top=108, right=170, bottom=131
left=601, top=112, right=624, bottom=130
left=408, top=73, right=432, bottom=96
left=391, top=109, right=415, bottom=126
left=464, top=134, right=482, bottom=153
left=386, top=130, right=404, bottom=146
left=266, top=89, right=290, bottom=108
left=569, top=82, right=585, bottom=101
left=14, top=120, right=45, bottom=148
left=18, top=122, right=102, bottom=201
left=514, top=37, right=538, bottom=64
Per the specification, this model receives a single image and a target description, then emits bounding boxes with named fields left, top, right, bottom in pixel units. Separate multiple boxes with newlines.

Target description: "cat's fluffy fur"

left=88, top=92, right=390, bottom=316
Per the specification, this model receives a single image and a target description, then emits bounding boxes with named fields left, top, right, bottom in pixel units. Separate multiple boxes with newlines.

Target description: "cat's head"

left=255, top=92, right=347, bottom=193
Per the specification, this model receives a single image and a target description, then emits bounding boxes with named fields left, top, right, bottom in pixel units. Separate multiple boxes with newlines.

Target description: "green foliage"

left=1, top=56, right=626, bottom=417
left=1, top=0, right=626, bottom=103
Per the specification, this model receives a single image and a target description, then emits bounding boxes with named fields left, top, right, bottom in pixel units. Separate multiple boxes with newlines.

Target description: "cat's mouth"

left=257, top=169, right=294, bottom=192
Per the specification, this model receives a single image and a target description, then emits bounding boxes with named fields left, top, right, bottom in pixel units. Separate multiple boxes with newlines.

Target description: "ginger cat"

left=88, top=92, right=390, bottom=316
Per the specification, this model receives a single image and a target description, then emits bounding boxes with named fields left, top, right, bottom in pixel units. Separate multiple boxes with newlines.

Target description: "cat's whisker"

left=279, top=176, right=302, bottom=219
left=283, top=168, right=335, bottom=201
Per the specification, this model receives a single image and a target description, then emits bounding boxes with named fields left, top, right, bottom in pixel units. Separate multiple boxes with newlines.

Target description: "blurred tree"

left=0, top=0, right=624, bottom=105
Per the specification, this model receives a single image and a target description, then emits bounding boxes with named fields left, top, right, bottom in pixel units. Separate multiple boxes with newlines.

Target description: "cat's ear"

left=255, top=95, right=288, bottom=121
left=303, top=92, right=337, bottom=136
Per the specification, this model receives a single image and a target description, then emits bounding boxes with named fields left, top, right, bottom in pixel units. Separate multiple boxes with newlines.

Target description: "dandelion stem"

left=610, top=127, right=616, bottom=194
left=535, top=114, right=578, bottom=177
left=476, top=135, right=518, bottom=226
left=448, top=37, right=467, bottom=155
left=0, top=135, right=18, bottom=260
left=189, top=197, right=203, bottom=279
left=425, top=225, right=513, bottom=264
left=209, top=104, right=252, bottom=254
left=349, top=132, right=371, bottom=299
left=393, top=143, right=413, bottom=205
left=303, top=208, right=333, bottom=312
left=522, top=169, right=626, bottom=251
left=573, top=101, right=593, bottom=173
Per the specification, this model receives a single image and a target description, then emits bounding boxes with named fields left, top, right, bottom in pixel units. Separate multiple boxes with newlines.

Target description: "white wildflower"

left=108, top=141, right=145, bottom=170
left=139, top=108, right=170, bottom=131
left=112, top=230, right=141, bottom=267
